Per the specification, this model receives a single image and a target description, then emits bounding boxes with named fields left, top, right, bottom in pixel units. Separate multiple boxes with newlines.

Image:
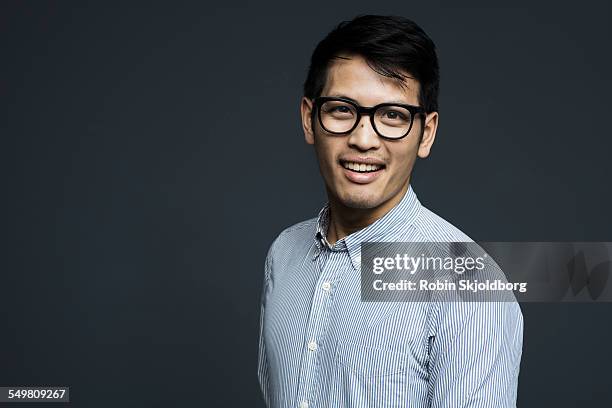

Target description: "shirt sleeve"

left=257, top=246, right=274, bottom=406
left=427, top=301, right=524, bottom=407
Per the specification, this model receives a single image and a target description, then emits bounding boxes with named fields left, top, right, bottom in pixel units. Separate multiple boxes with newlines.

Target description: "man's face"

left=301, top=54, right=438, bottom=211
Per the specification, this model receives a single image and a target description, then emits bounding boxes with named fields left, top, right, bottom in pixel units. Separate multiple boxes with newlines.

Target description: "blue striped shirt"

left=258, top=185, right=523, bottom=407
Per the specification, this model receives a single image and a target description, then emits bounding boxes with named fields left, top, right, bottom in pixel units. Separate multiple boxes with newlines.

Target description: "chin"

left=337, top=190, right=384, bottom=209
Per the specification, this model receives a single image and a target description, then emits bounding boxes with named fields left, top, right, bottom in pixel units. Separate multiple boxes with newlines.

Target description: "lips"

left=341, top=161, right=383, bottom=173
left=339, top=158, right=386, bottom=184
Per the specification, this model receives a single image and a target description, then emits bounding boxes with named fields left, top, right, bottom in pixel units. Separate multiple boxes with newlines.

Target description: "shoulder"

left=411, top=204, right=473, bottom=242
left=265, top=217, right=318, bottom=268
left=270, top=217, right=317, bottom=249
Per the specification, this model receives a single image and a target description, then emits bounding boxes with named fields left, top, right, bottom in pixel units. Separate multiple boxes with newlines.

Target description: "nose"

left=347, top=115, right=381, bottom=151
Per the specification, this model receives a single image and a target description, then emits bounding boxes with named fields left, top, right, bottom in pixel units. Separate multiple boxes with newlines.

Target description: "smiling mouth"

left=340, top=161, right=385, bottom=173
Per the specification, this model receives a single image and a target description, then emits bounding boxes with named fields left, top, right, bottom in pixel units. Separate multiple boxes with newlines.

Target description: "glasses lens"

left=319, top=100, right=358, bottom=133
left=374, top=106, right=413, bottom=138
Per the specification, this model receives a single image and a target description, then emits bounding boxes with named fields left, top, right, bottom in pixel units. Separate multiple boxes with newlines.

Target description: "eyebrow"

left=327, top=93, right=411, bottom=106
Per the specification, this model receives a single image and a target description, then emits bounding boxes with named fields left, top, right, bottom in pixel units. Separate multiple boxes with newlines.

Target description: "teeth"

left=342, top=161, right=382, bottom=172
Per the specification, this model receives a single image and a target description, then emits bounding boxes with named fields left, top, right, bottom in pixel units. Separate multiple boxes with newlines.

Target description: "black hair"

left=303, top=15, right=439, bottom=113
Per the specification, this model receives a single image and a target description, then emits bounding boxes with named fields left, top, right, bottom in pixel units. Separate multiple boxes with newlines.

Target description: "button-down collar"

left=313, top=185, right=422, bottom=270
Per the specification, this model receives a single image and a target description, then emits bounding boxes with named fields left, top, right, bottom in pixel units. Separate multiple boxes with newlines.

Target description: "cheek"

left=388, top=145, right=418, bottom=175
left=314, top=138, right=340, bottom=170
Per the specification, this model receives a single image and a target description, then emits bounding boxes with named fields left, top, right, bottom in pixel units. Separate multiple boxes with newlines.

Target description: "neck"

left=325, top=183, right=410, bottom=245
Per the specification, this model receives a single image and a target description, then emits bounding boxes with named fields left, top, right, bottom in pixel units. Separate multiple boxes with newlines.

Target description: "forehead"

left=321, top=54, right=420, bottom=106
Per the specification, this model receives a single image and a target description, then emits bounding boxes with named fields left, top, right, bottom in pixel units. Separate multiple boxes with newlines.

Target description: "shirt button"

left=299, top=401, right=309, bottom=408
left=307, top=340, right=318, bottom=351
left=322, top=281, right=331, bottom=291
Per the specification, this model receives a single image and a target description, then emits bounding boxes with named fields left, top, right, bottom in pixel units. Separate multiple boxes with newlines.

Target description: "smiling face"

left=301, top=54, right=439, bottom=214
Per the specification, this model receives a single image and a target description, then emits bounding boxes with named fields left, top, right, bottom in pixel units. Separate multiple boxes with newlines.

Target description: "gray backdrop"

left=2, top=1, right=611, bottom=406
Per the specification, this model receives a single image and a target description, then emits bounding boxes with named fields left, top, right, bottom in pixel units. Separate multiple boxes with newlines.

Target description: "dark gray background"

left=2, top=1, right=611, bottom=406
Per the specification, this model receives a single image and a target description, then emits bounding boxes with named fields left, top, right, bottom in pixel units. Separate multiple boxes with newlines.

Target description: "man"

left=258, top=15, right=523, bottom=407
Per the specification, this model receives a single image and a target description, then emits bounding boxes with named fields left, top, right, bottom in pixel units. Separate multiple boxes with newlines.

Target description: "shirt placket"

left=294, top=247, right=345, bottom=408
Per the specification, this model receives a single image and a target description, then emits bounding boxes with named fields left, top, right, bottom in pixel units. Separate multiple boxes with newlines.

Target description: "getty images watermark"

left=360, top=242, right=612, bottom=302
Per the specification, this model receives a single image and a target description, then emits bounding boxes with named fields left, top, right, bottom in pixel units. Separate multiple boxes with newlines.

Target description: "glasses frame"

left=312, top=96, right=426, bottom=140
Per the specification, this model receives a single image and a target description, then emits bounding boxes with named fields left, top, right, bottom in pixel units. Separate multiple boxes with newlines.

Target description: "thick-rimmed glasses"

left=312, top=96, right=425, bottom=140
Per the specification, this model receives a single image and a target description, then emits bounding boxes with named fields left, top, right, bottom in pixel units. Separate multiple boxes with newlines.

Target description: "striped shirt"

left=257, top=185, right=523, bottom=407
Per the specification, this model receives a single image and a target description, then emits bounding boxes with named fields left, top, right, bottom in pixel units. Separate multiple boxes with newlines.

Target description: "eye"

left=377, top=107, right=411, bottom=126
left=383, top=110, right=406, bottom=120
left=321, top=101, right=355, bottom=119
left=324, top=105, right=352, bottom=115
left=332, top=106, right=351, bottom=114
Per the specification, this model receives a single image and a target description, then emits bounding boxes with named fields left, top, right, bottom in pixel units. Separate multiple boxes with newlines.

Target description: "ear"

left=301, top=97, right=315, bottom=145
left=417, top=111, right=439, bottom=158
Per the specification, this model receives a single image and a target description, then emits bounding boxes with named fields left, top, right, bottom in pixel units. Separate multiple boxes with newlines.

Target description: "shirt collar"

left=313, top=184, right=421, bottom=270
